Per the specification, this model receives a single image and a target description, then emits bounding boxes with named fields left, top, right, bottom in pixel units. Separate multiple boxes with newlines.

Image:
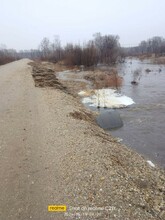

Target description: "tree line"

left=1, top=34, right=165, bottom=66
left=124, top=36, right=165, bottom=57
left=0, top=46, right=18, bottom=65
left=38, top=33, right=121, bottom=67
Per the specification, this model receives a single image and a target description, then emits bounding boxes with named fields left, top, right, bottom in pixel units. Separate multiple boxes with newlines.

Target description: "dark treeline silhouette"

left=38, top=33, right=121, bottom=67
left=0, top=47, right=19, bottom=65
left=124, top=36, right=165, bottom=57
left=139, top=36, right=165, bottom=56
left=1, top=35, right=165, bottom=66
left=19, top=49, right=42, bottom=60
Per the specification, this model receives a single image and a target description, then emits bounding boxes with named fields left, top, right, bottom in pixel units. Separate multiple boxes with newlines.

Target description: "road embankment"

left=0, top=59, right=164, bottom=220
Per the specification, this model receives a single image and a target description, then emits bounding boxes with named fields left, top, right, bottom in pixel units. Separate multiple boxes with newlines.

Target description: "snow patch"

left=79, top=89, right=135, bottom=108
left=147, top=160, right=155, bottom=168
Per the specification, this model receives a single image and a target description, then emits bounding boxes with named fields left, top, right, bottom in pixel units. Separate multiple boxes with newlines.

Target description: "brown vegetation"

left=63, top=42, right=98, bottom=67
left=0, top=49, right=18, bottom=65
left=152, top=56, right=165, bottom=64
left=69, top=110, right=96, bottom=122
left=38, top=33, right=121, bottom=67
left=84, top=69, right=123, bottom=89
left=29, top=61, right=68, bottom=91
left=29, top=61, right=87, bottom=96
left=138, top=54, right=153, bottom=61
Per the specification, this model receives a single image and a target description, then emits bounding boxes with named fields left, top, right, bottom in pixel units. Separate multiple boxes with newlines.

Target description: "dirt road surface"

left=0, top=59, right=68, bottom=219
left=0, top=59, right=165, bottom=220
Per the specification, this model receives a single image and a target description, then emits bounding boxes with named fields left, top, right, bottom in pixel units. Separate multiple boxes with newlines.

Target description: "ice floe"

left=79, top=89, right=135, bottom=108
left=147, top=160, right=155, bottom=168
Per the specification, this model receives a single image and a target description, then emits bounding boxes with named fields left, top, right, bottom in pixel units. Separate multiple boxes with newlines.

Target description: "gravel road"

left=0, top=59, right=165, bottom=220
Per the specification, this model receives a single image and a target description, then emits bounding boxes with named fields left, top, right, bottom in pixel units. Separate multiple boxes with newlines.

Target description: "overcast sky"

left=0, top=0, right=165, bottom=50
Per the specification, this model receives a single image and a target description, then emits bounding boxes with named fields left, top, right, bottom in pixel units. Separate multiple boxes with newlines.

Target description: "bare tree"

left=38, top=33, right=121, bottom=66
left=138, top=36, right=165, bottom=56
left=50, top=36, right=62, bottom=62
left=0, top=47, right=18, bottom=65
left=93, top=33, right=120, bottom=65
left=39, top=37, right=51, bottom=60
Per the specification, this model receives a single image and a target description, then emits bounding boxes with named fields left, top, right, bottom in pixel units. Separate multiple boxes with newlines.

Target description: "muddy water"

left=57, top=70, right=92, bottom=89
left=57, top=59, right=165, bottom=168
left=111, top=58, right=165, bottom=168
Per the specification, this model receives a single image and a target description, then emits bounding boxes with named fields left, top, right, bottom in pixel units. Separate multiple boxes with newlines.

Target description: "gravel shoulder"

left=0, top=59, right=165, bottom=220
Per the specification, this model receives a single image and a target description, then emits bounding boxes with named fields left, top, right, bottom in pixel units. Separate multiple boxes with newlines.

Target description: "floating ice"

left=79, top=89, right=135, bottom=108
left=147, top=160, right=155, bottom=168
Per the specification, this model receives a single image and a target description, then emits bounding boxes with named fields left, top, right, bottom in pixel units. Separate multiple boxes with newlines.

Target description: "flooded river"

left=111, top=58, right=165, bottom=168
left=57, top=58, right=165, bottom=168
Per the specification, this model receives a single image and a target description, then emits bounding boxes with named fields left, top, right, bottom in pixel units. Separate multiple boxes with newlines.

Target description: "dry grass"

left=69, top=110, right=96, bottom=122
left=0, top=56, right=17, bottom=65
left=29, top=60, right=77, bottom=72
left=138, top=54, right=153, bottom=61
left=84, top=69, right=123, bottom=89
left=29, top=61, right=68, bottom=91
left=152, top=56, right=165, bottom=64
left=54, top=61, right=77, bottom=72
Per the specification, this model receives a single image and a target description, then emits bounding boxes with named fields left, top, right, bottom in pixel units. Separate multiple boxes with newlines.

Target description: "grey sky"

left=0, top=0, right=165, bottom=50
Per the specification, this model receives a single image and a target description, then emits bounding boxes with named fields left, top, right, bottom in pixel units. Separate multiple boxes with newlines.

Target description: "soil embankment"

left=0, top=59, right=165, bottom=220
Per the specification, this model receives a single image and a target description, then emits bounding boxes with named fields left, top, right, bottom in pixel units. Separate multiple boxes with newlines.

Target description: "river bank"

left=29, top=60, right=165, bottom=219
left=54, top=58, right=165, bottom=169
